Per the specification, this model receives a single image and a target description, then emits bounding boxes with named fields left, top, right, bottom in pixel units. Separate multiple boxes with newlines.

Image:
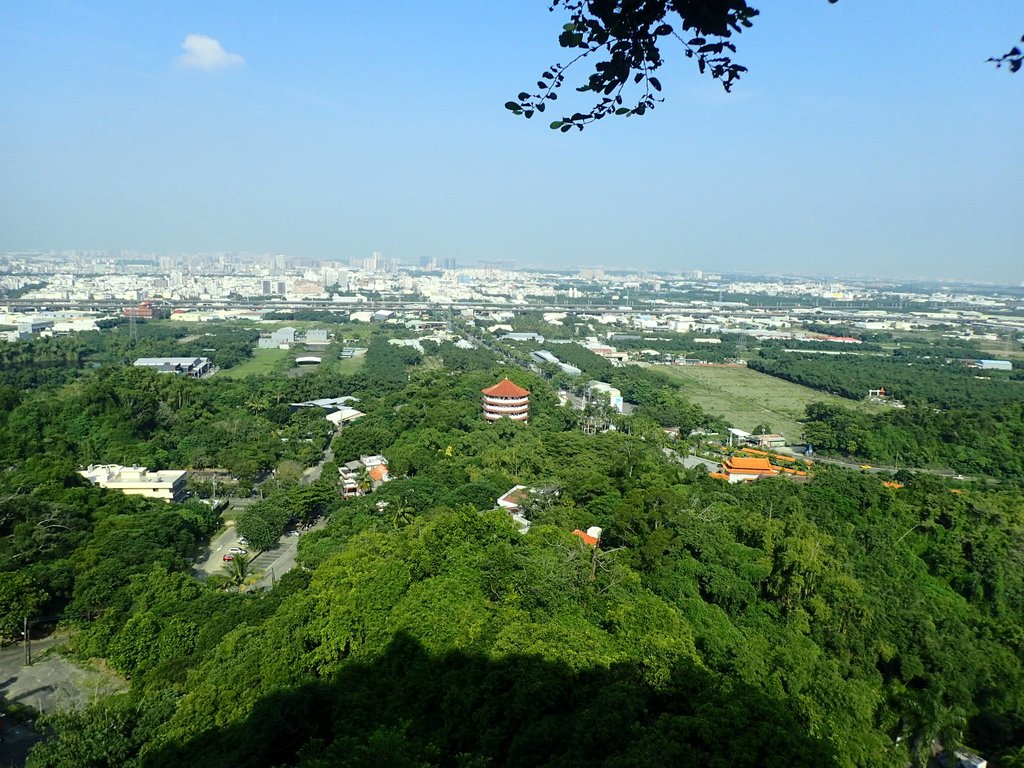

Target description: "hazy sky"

left=1, top=1, right=1022, bottom=282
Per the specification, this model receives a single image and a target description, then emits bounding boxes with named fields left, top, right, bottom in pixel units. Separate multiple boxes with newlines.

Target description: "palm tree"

left=221, top=555, right=258, bottom=592
left=244, top=397, right=269, bottom=414
left=355, top=466, right=372, bottom=496
left=389, top=500, right=415, bottom=530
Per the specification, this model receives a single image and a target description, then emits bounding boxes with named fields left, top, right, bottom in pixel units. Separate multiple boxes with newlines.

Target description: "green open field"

left=221, top=349, right=366, bottom=379
left=330, top=356, right=366, bottom=374
left=218, top=348, right=290, bottom=378
left=655, top=364, right=881, bottom=443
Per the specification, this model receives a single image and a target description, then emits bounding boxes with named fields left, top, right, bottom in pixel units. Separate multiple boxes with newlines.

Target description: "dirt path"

left=0, top=632, right=127, bottom=766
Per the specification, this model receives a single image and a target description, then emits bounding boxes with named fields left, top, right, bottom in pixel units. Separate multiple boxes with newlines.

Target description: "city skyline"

left=1, top=1, right=1022, bottom=283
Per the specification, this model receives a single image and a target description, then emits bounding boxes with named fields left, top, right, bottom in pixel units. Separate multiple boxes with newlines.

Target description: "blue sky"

left=1, top=1, right=1021, bottom=282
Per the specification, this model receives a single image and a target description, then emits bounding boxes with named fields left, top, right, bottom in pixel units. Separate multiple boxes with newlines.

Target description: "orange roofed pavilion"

left=719, top=456, right=779, bottom=483
left=714, top=455, right=807, bottom=483
left=482, top=377, right=530, bottom=422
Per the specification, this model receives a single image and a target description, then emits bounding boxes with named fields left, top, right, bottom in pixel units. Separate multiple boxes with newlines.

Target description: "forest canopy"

left=0, top=318, right=1022, bottom=767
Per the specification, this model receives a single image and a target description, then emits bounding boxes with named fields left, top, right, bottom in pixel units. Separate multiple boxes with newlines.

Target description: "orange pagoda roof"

left=482, top=378, right=530, bottom=397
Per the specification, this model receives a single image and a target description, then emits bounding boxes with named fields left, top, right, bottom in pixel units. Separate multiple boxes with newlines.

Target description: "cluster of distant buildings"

left=0, top=311, right=100, bottom=342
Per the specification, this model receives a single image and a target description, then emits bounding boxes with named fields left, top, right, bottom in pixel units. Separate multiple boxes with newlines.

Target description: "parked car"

left=222, top=554, right=235, bottom=562
left=228, top=547, right=247, bottom=554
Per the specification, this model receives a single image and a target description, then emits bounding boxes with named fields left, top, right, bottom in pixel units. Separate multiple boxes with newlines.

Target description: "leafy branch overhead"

left=988, top=35, right=1024, bottom=73
left=507, top=0, right=762, bottom=131
left=511, top=0, right=1020, bottom=130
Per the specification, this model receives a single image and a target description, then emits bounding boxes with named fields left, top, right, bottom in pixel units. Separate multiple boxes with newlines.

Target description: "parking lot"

left=192, top=516, right=324, bottom=588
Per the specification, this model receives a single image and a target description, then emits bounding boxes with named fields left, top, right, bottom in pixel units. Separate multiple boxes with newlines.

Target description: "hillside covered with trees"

left=1, top=330, right=1022, bottom=767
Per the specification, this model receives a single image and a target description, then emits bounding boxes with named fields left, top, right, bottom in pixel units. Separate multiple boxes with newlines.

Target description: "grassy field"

left=331, top=356, right=366, bottom=374
left=220, top=349, right=366, bottom=379
left=977, top=342, right=1024, bottom=362
left=218, top=348, right=291, bottom=378
left=655, top=365, right=881, bottom=442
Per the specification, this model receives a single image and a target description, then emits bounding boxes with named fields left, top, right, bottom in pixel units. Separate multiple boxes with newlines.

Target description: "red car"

left=223, top=554, right=235, bottom=561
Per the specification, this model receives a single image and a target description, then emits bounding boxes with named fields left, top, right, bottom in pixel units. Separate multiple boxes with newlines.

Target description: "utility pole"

left=130, top=305, right=140, bottom=344
left=23, top=616, right=31, bottom=666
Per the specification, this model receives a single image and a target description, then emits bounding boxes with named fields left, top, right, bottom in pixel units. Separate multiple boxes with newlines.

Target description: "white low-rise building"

left=586, top=381, right=624, bottom=413
left=325, top=407, right=365, bottom=427
left=78, top=464, right=187, bottom=502
left=133, top=357, right=212, bottom=377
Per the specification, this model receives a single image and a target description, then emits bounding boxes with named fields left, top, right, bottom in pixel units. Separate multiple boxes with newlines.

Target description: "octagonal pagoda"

left=481, top=377, right=530, bottom=423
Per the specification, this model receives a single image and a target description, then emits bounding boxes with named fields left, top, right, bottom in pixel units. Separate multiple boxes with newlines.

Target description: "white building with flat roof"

left=974, top=359, right=1012, bottom=371
left=78, top=464, right=187, bottom=502
left=133, top=357, right=211, bottom=377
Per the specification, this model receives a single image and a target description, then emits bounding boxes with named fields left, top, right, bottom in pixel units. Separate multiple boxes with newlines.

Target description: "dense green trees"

left=0, top=364, right=337, bottom=484
left=746, top=351, right=1024, bottom=477
left=237, top=481, right=337, bottom=551
left=24, top=462, right=1024, bottom=767
left=750, top=352, right=1021, bottom=410
left=3, top=323, right=1023, bottom=767
left=801, top=400, right=1024, bottom=478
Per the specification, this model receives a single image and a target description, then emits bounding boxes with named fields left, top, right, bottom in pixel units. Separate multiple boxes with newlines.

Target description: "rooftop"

left=482, top=377, right=530, bottom=398
left=725, top=456, right=776, bottom=472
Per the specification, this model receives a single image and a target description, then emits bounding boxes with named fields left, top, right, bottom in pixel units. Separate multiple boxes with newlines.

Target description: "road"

left=248, top=517, right=327, bottom=590
left=663, top=447, right=719, bottom=472
left=192, top=438, right=335, bottom=586
left=772, top=447, right=981, bottom=482
left=301, top=441, right=334, bottom=485
left=247, top=440, right=334, bottom=589
left=192, top=522, right=247, bottom=579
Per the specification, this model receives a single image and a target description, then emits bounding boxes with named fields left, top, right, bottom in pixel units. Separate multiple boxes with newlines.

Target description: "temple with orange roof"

left=482, top=377, right=530, bottom=422
left=714, top=455, right=808, bottom=483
